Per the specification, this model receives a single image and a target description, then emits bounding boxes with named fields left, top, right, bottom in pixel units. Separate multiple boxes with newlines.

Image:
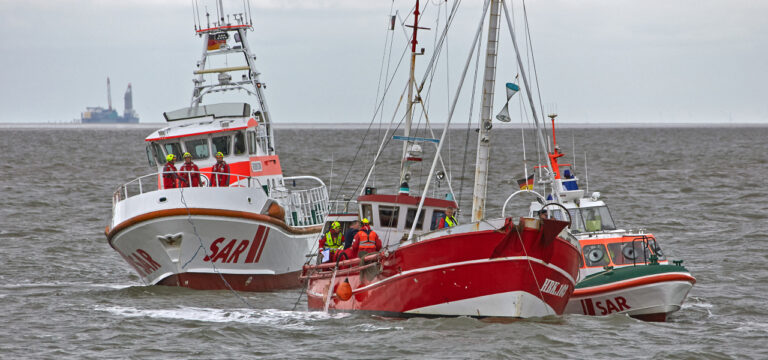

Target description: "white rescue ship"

left=106, top=2, right=328, bottom=291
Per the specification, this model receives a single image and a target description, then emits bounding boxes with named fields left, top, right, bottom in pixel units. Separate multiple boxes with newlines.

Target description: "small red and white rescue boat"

left=518, top=114, right=696, bottom=321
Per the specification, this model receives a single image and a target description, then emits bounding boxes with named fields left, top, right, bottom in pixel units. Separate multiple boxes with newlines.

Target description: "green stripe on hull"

left=576, top=264, right=691, bottom=289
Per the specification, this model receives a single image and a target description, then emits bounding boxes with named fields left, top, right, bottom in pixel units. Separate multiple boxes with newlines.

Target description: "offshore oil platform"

left=80, top=77, right=139, bottom=123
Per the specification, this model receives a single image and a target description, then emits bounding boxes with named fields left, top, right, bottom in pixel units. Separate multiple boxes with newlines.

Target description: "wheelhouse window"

left=361, top=204, right=374, bottom=226
left=212, top=135, right=231, bottom=156
left=234, top=131, right=246, bottom=155
left=568, top=209, right=585, bottom=233
left=582, top=244, right=610, bottom=267
left=379, top=205, right=399, bottom=228
left=163, top=142, right=182, bottom=160
left=405, top=208, right=425, bottom=230
left=185, top=139, right=209, bottom=159
left=145, top=145, right=156, bottom=167
left=247, top=130, right=258, bottom=155
left=575, top=206, right=617, bottom=232
left=152, top=143, right=165, bottom=164
left=607, top=241, right=650, bottom=265
left=431, top=210, right=445, bottom=230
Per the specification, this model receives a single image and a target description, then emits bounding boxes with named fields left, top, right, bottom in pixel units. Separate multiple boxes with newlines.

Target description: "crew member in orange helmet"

left=351, top=218, right=382, bottom=258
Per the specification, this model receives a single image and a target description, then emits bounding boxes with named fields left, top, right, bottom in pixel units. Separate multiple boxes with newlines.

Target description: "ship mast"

left=471, top=0, right=502, bottom=222
left=400, top=0, right=427, bottom=187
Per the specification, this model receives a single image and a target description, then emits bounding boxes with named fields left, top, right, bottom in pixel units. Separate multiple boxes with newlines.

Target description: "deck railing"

left=272, top=176, right=329, bottom=227
left=112, top=173, right=330, bottom=227
left=111, top=171, right=263, bottom=206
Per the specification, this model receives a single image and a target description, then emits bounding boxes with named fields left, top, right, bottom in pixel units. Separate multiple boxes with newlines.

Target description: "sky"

left=1, top=0, right=767, bottom=124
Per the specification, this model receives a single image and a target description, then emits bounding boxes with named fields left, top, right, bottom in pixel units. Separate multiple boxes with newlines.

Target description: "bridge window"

left=361, top=204, right=374, bottom=226
left=184, top=139, right=209, bottom=159
left=607, top=241, right=650, bottom=265
left=234, top=131, right=246, bottom=155
left=430, top=210, right=445, bottom=230
left=145, top=145, right=156, bottom=167
left=247, top=130, right=258, bottom=154
left=405, top=208, right=425, bottom=230
left=212, top=135, right=231, bottom=156
left=152, top=143, right=165, bottom=164
left=379, top=206, right=399, bottom=228
left=163, top=142, right=182, bottom=160
left=582, top=244, right=610, bottom=267
left=568, top=209, right=586, bottom=233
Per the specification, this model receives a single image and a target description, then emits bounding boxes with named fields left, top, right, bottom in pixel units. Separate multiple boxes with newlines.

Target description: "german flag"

left=517, top=173, right=535, bottom=190
left=207, top=33, right=228, bottom=51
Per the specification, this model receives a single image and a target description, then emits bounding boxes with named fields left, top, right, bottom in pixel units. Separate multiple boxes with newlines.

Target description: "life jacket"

left=444, top=216, right=458, bottom=227
left=357, top=228, right=379, bottom=251
left=324, top=231, right=343, bottom=250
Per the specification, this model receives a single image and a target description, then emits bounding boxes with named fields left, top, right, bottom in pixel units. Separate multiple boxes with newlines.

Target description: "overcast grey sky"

left=1, top=0, right=766, bottom=124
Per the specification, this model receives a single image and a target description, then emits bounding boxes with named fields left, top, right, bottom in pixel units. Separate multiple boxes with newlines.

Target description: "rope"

left=508, top=218, right=552, bottom=316
left=177, top=185, right=255, bottom=309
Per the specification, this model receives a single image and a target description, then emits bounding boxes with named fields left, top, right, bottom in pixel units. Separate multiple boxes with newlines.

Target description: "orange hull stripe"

left=106, top=208, right=322, bottom=242
left=573, top=272, right=696, bottom=297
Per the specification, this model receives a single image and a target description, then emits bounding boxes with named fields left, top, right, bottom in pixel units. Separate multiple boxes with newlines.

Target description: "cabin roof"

left=358, top=194, right=457, bottom=209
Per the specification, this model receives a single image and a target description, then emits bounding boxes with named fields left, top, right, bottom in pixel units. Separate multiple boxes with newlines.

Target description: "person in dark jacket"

left=343, top=220, right=361, bottom=249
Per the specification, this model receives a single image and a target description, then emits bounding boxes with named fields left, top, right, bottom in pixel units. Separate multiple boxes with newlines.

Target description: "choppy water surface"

left=0, top=125, right=766, bottom=359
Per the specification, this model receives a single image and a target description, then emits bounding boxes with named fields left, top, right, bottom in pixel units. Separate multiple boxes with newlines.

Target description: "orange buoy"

left=336, top=278, right=352, bottom=301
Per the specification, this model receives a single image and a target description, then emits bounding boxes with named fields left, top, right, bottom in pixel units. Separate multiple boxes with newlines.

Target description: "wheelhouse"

left=143, top=102, right=283, bottom=190
left=356, top=192, right=458, bottom=247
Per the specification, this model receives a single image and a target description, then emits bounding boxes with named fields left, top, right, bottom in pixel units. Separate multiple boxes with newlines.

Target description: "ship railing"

left=112, top=171, right=263, bottom=207
left=271, top=176, right=329, bottom=227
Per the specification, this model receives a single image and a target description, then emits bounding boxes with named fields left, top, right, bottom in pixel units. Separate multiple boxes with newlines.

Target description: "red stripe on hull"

left=307, top=257, right=575, bottom=315
left=304, top=218, right=580, bottom=317
left=157, top=271, right=301, bottom=291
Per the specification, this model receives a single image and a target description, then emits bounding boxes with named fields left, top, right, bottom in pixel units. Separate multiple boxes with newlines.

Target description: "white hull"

left=565, top=279, right=694, bottom=321
left=108, top=187, right=320, bottom=290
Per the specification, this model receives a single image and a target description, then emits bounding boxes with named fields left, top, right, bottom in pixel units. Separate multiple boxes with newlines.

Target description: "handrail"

left=501, top=189, right=545, bottom=218
left=112, top=171, right=264, bottom=205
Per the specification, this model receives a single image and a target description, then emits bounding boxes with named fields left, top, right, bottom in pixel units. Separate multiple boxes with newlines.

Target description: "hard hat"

left=331, top=221, right=341, bottom=230
left=216, top=151, right=224, bottom=157
left=183, top=152, right=192, bottom=158
left=361, top=218, right=369, bottom=224
left=166, top=154, right=175, bottom=162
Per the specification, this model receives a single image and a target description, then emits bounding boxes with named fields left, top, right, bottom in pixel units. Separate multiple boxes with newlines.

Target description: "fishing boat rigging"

left=301, top=0, right=581, bottom=319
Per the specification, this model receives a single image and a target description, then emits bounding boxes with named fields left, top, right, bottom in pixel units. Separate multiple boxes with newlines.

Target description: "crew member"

left=437, top=206, right=458, bottom=229
left=211, top=151, right=230, bottom=187
left=319, top=221, right=344, bottom=263
left=343, top=220, right=361, bottom=250
left=179, top=152, right=201, bottom=187
left=351, top=218, right=382, bottom=258
left=162, top=154, right=179, bottom=189
left=538, top=209, right=548, bottom=219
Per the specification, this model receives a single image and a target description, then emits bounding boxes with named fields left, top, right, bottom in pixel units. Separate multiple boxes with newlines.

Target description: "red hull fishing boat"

left=301, top=0, right=580, bottom=318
